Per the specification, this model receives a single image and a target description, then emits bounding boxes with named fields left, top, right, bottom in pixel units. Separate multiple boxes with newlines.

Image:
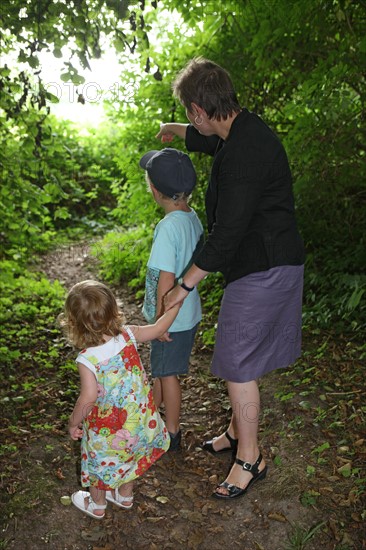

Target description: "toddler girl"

left=61, top=279, right=179, bottom=519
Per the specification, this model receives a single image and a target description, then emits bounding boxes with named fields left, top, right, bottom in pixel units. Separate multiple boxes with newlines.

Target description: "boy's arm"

left=156, top=270, right=175, bottom=318
left=128, top=304, right=180, bottom=343
left=156, top=270, right=176, bottom=342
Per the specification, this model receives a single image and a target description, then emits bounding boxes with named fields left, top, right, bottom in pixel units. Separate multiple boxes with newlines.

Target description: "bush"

left=91, top=226, right=152, bottom=294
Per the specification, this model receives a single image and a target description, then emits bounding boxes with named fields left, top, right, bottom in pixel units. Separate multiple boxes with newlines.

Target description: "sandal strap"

left=235, top=453, right=263, bottom=477
left=87, top=496, right=107, bottom=511
left=224, top=431, right=238, bottom=449
left=117, top=494, right=133, bottom=503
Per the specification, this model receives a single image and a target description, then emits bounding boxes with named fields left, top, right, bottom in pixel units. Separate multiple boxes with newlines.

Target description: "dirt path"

left=1, top=244, right=363, bottom=550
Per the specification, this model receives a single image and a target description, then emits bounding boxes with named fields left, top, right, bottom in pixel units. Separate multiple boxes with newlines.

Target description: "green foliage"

left=284, top=521, right=326, bottom=550
left=1, top=0, right=365, bottom=337
left=0, top=110, right=120, bottom=261
left=198, top=274, right=225, bottom=347
left=0, top=260, right=66, bottom=428
left=303, top=268, right=366, bottom=331
left=0, top=261, right=65, bottom=345
left=91, top=226, right=152, bottom=291
left=1, top=1, right=153, bottom=106
left=99, top=0, right=365, bottom=335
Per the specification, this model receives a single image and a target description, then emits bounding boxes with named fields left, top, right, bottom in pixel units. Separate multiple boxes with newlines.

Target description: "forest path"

left=2, top=243, right=363, bottom=550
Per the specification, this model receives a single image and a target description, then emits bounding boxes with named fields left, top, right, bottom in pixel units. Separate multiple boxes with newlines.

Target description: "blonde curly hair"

left=60, top=280, right=125, bottom=349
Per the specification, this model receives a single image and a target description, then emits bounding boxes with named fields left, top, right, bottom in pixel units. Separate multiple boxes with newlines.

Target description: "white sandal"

left=71, top=490, right=107, bottom=519
left=106, top=488, right=134, bottom=509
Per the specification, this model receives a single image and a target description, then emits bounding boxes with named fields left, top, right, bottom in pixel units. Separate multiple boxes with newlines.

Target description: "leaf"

left=55, top=467, right=65, bottom=479
left=53, top=48, right=63, bottom=58
left=60, top=72, right=71, bottom=82
left=337, top=462, right=352, bottom=477
left=146, top=517, right=165, bottom=523
left=268, top=511, right=287, bottom=522
left=312, top=442, right=330, bottom=454
left=156, top=496, right=169, bottom=503
left=70, top=73, right=85, bottom=86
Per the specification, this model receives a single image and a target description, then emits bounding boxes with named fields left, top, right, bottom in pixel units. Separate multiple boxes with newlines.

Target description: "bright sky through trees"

left=39, top=50, right=124, bottom=127
left=35, top=8, right=184, bottom=128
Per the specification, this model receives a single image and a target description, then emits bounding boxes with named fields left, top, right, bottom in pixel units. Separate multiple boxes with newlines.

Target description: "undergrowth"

left=92, top=229, right=366, bottom=339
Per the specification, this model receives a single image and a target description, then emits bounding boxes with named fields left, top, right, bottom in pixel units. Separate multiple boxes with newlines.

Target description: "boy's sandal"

left=106, top=489, right=134, bottom=509
left=212, top=453, right=268, bottom=500
left=201, top=431, right=238, bottom=455
left=168, top=429, right=182, bottom=452
left=71, top=490, right=107, bottom=519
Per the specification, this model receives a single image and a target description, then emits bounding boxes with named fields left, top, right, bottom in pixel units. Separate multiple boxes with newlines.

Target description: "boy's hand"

left=158, top=331, right=173, bottom=342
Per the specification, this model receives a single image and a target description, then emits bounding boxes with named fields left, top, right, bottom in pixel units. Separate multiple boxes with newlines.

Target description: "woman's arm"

left=128, top=304, right=181, bottom=343
left=68, top=363, right=98, bottom=440
left=156, top=123, right=189, bottom=142
left=164, top=264, right=209, bottom=311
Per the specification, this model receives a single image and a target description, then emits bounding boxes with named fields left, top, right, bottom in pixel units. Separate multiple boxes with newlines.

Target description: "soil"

left=1, top=244, right=364, bottom=550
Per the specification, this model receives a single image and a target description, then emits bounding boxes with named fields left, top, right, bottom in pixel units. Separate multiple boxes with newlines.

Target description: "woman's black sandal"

left=212, top=453, right=267, bottom=500
left=201, top=431, right=238, bottom=455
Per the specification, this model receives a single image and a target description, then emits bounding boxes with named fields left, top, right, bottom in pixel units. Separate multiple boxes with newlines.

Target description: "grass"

left=284, top=521, right=326, bottom=550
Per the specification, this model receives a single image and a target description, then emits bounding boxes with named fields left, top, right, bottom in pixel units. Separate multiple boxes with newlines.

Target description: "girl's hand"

left=155, top=123, right=174, bottom=143
left=157, top=331, right=173, bottom=342
left=69, top=424, right=83, bottom=440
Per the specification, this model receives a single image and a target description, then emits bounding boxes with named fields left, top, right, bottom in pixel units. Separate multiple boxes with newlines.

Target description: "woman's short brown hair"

left=60, top=280, right=125, bottom=349
left=172, top=57, right=241, bottom=121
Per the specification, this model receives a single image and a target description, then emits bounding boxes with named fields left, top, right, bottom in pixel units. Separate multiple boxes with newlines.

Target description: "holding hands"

left=164, top=285, right=189, bottom=312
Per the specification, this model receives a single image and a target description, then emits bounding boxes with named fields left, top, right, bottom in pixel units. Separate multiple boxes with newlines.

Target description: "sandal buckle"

left=242, top=461, right=253, bottom=471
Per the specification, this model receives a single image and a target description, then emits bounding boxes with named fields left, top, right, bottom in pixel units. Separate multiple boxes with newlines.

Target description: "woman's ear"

left=191, top=102, right=204, bottom=117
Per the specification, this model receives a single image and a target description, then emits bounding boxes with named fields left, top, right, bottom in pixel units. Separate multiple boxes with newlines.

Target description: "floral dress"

left=76, top=328, right=169, bottom=490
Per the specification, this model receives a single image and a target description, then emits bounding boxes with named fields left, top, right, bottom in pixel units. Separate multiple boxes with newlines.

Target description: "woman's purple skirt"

left=211, top=265, right=304, bottom=383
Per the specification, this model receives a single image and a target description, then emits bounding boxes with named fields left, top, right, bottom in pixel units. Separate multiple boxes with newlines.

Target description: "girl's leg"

left=118, top=480, right=134, bottom=498
left=160, top=375, right=181, bottom=434
left=106, top=481, right=134, bottom=509
left=89, top=487, right=107, bottom=517
left=215, top=380, right=266, bottom=495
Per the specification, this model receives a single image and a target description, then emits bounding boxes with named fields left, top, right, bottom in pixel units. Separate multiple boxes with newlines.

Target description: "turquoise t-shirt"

left=143, top=209, right=203, bottom=332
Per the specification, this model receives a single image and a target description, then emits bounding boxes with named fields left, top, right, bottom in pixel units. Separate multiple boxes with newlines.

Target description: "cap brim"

left=139, top=150, right=160, bottom=169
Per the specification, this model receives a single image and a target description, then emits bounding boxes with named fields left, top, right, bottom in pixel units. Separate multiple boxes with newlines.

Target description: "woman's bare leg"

left=215, top=380, right=266, bottom=495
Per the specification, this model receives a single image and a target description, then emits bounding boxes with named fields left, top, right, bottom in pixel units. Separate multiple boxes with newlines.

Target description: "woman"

left=159, top=57, right=305, bottom=500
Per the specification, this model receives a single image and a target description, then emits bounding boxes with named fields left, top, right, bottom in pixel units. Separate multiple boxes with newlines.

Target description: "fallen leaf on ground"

left=268, top=511, right=287, bottom=522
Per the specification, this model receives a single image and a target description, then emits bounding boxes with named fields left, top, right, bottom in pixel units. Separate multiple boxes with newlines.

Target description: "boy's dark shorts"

left=150, top=323, right=199, bottom=378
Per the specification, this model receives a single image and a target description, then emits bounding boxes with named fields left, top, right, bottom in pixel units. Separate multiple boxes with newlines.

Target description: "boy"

left=139, top=148, right=203, bottom=451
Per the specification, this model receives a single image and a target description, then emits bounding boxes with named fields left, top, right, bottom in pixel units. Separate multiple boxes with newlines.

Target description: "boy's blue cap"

left=139, top=148, right=196, bottom=199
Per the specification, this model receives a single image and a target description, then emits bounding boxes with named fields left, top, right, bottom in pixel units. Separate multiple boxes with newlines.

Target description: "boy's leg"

left=152, top=377, right=163, bottom=409
left=160, top=375, right=181, bottom=435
